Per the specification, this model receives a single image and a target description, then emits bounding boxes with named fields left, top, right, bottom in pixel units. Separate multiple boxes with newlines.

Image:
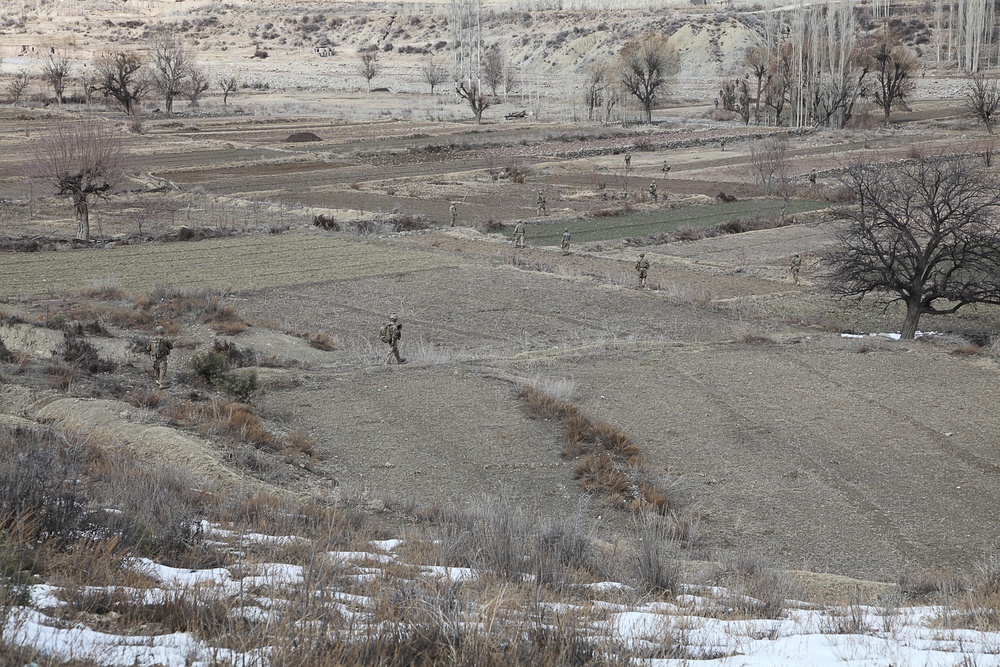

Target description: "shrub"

left=192, top=351, right=230, bottom=384
left=217, top=370, right=261, bottom=403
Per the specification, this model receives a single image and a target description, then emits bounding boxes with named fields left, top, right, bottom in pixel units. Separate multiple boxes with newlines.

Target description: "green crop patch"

left=0, top=234, right=454, bottom=298
left=513, top=199, right=829, bottom=246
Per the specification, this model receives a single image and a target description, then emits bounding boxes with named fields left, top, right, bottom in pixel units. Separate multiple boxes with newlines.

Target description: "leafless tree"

left=149, top=35, right=189, bottom=113
left=720, top=76, right=752, bottom=124
left=966, top=75, right=1000, bottom=134
left=31, top=118, right=127, bottom=241
left=828, top=155, right=1000, bottom=339
left=744, top=46, right=769, bottom=125
left=422, top=55, right=447, bottom=95
left=218, top=74, right=240, bottom=107
left=617, top=34, right=676, bottom=124
left=93, top=50, right=148, bottom=115
left=41, top=53, right=72, bottom=105
left=482, top=44, right=505, bottom=98
left=749, top=134, right=790, bottom=197
left=872, top=39, right=917, bottom=122
left=358, top=47, right=379, bottom=92
left=7, top=68, right=31, bottom=106
left=185, top=63, right=210, bottom=107
left=456, top=77, right=490, bottom=124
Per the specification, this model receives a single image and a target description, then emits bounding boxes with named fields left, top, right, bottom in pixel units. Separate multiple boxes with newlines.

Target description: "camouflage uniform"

left=148, top=325, right=173, bottom=389
left=560, top=228, right=571, bottom=254
left=662, top=161, right=671, bottom=174
left=536, top=191, right=547, bottom=216
left=790, top=254, right=802, bottom=285
left=648, top=182, right=658, bottom=202
left=380, top=314, right=405, bottom=365
left=624, top=152, right=632, bottom=170
left=449, top=202, right=457, bottom=227
left=513, top=221, right=526, bottom=248
left=808, top=169, right=817, bottom=186
left=635, top=253, right=650, bottom=288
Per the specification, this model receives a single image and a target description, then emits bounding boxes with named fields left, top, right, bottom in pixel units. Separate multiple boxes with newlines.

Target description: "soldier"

left=148, top=325, right=173, bottom=389
left=536, top=191, right=547, bottom=216
left=648, top=181, right=658, bottom=203
left=624, top=152, right=632, bottom=170
left=662, top=161, right=671, bottom=175
left=808, top=169, right=817, bottom=186
left=513, top=220, right=526, bottom=248
left=720, top=138, right=727, bottom=151
left=789, top=253, right=802, bottom=285
left=635, top=252, right=650, bottom=288
left=449, top=202, right=457, bottom=227
left=560, top=227, right=571, bottom=254
left=379, top=313, right=406, bottom=365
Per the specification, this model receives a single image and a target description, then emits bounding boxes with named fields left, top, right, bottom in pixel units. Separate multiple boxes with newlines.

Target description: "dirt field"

left=1, top=0, right=999, bottom=586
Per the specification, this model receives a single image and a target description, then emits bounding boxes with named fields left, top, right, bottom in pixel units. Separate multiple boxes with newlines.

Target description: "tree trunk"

left=900, top=298, right=922, bottom=339
left=644, top=103, right=652, bottom=124
left=74, top=193, right=90, bottom=241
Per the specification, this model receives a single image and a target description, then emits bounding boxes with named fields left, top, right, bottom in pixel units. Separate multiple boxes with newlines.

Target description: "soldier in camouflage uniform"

left=789, top=254, right=802, bottom=285
left=635, top=252, right=650, bottom=288
left=560, top=228, right=571, bottom=254
left=648, top=181, right=658, bottom=202
left=624, top=152, right=631, bottom=170
left=380, top=314, right=405, bottom=365
left=148, top=325, right=173, bottom=389
left=536, top=191, right=547, bottom=216
left=449, top=202, right=457, bottom=227
left=513, top=221, right=526, bottom=248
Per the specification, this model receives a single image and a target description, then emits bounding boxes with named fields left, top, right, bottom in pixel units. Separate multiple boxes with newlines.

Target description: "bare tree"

left=185, top=63, right=210, bottom=107
left=218, top=74, right=240, bottom=107
left=93, top=50, right=148, bottom=115
left=7, top=69, right=31, bottom=106
left=41, top=53, right=72, bottom=105
left=482, top=44, right=504, bottom=98
left=872, top=39, right=917, bottom=122
left=828, top=155, right=1000, bottom=339
left=749, top=134, right=790, bottom=197
left=456, top=77, right=490, bottom=124
left=149, top=35, right=189, bottom=113
left=358, top=47, right=379, bottom=92
left=966, top=75, right=1000, bottom=134
left=617, top=34, right=676, bottom=124
left=422, top=55, right=447, bottom=95
left=32, top=119, right=127, bottom=241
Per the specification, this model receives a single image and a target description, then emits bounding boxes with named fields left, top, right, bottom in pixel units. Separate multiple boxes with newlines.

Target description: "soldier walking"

left=560, top=227, right=571, bottom=254
left=648, top=181, right=658, bottom=203
left=635, top=252, right=650, bottom=288
left=379, top=314, right=406, bottom=365
left=808, top=169, right=817, bottom=187
left=449, top=202, right=457, bottom=227
left=789, top=254, right=802, bottom=285
left=661, top=161, right=671, bottom=174
left=513, top=221, right=526, bottom=248
left=536, top=191, right=547, bottom=216
left=148, top=325, right=173, bottom=389
left=624, top=152, right=632, bottom=170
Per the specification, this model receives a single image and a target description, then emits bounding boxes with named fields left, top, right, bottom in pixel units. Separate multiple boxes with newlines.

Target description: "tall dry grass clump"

left=518, top=382, right=675, bottom=517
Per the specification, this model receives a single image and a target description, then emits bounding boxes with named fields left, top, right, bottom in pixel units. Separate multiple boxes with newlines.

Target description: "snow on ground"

left=5, top=525, right=1000, bottom=666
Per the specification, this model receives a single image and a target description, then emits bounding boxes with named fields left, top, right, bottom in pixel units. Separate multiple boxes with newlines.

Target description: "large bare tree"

left=421, top=55, right=447, bottom=95
left=7, top=68, right=31, bottom=106
left=456, top=77, right=490, bottom=124
left=32, top=119, right=127, bottom=241
left=41, top=53, right=72, bottom=105
left=93, top=50, right=148, bottom=115
left=617, top=34, right=676, bottom=124
left=966, top=75, right=1000, bottom=134
left=218, top=73, right=240, bottom=107
left=871, top=39, right=917, bottom=122
left=828, top=155, right=1000, bottom=339
left=149, top=35, right=189, bottom=113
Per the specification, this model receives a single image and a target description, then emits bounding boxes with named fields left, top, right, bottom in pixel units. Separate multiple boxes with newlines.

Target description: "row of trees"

left=5, top=37, right=243, bottom=112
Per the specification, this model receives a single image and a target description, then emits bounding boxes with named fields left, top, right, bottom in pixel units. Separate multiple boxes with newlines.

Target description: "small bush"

left=313, top=214, right=340, bottom=231
left=217, top=370, right=261, bottom=403
left=192, top=351, right=230, bottom=384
